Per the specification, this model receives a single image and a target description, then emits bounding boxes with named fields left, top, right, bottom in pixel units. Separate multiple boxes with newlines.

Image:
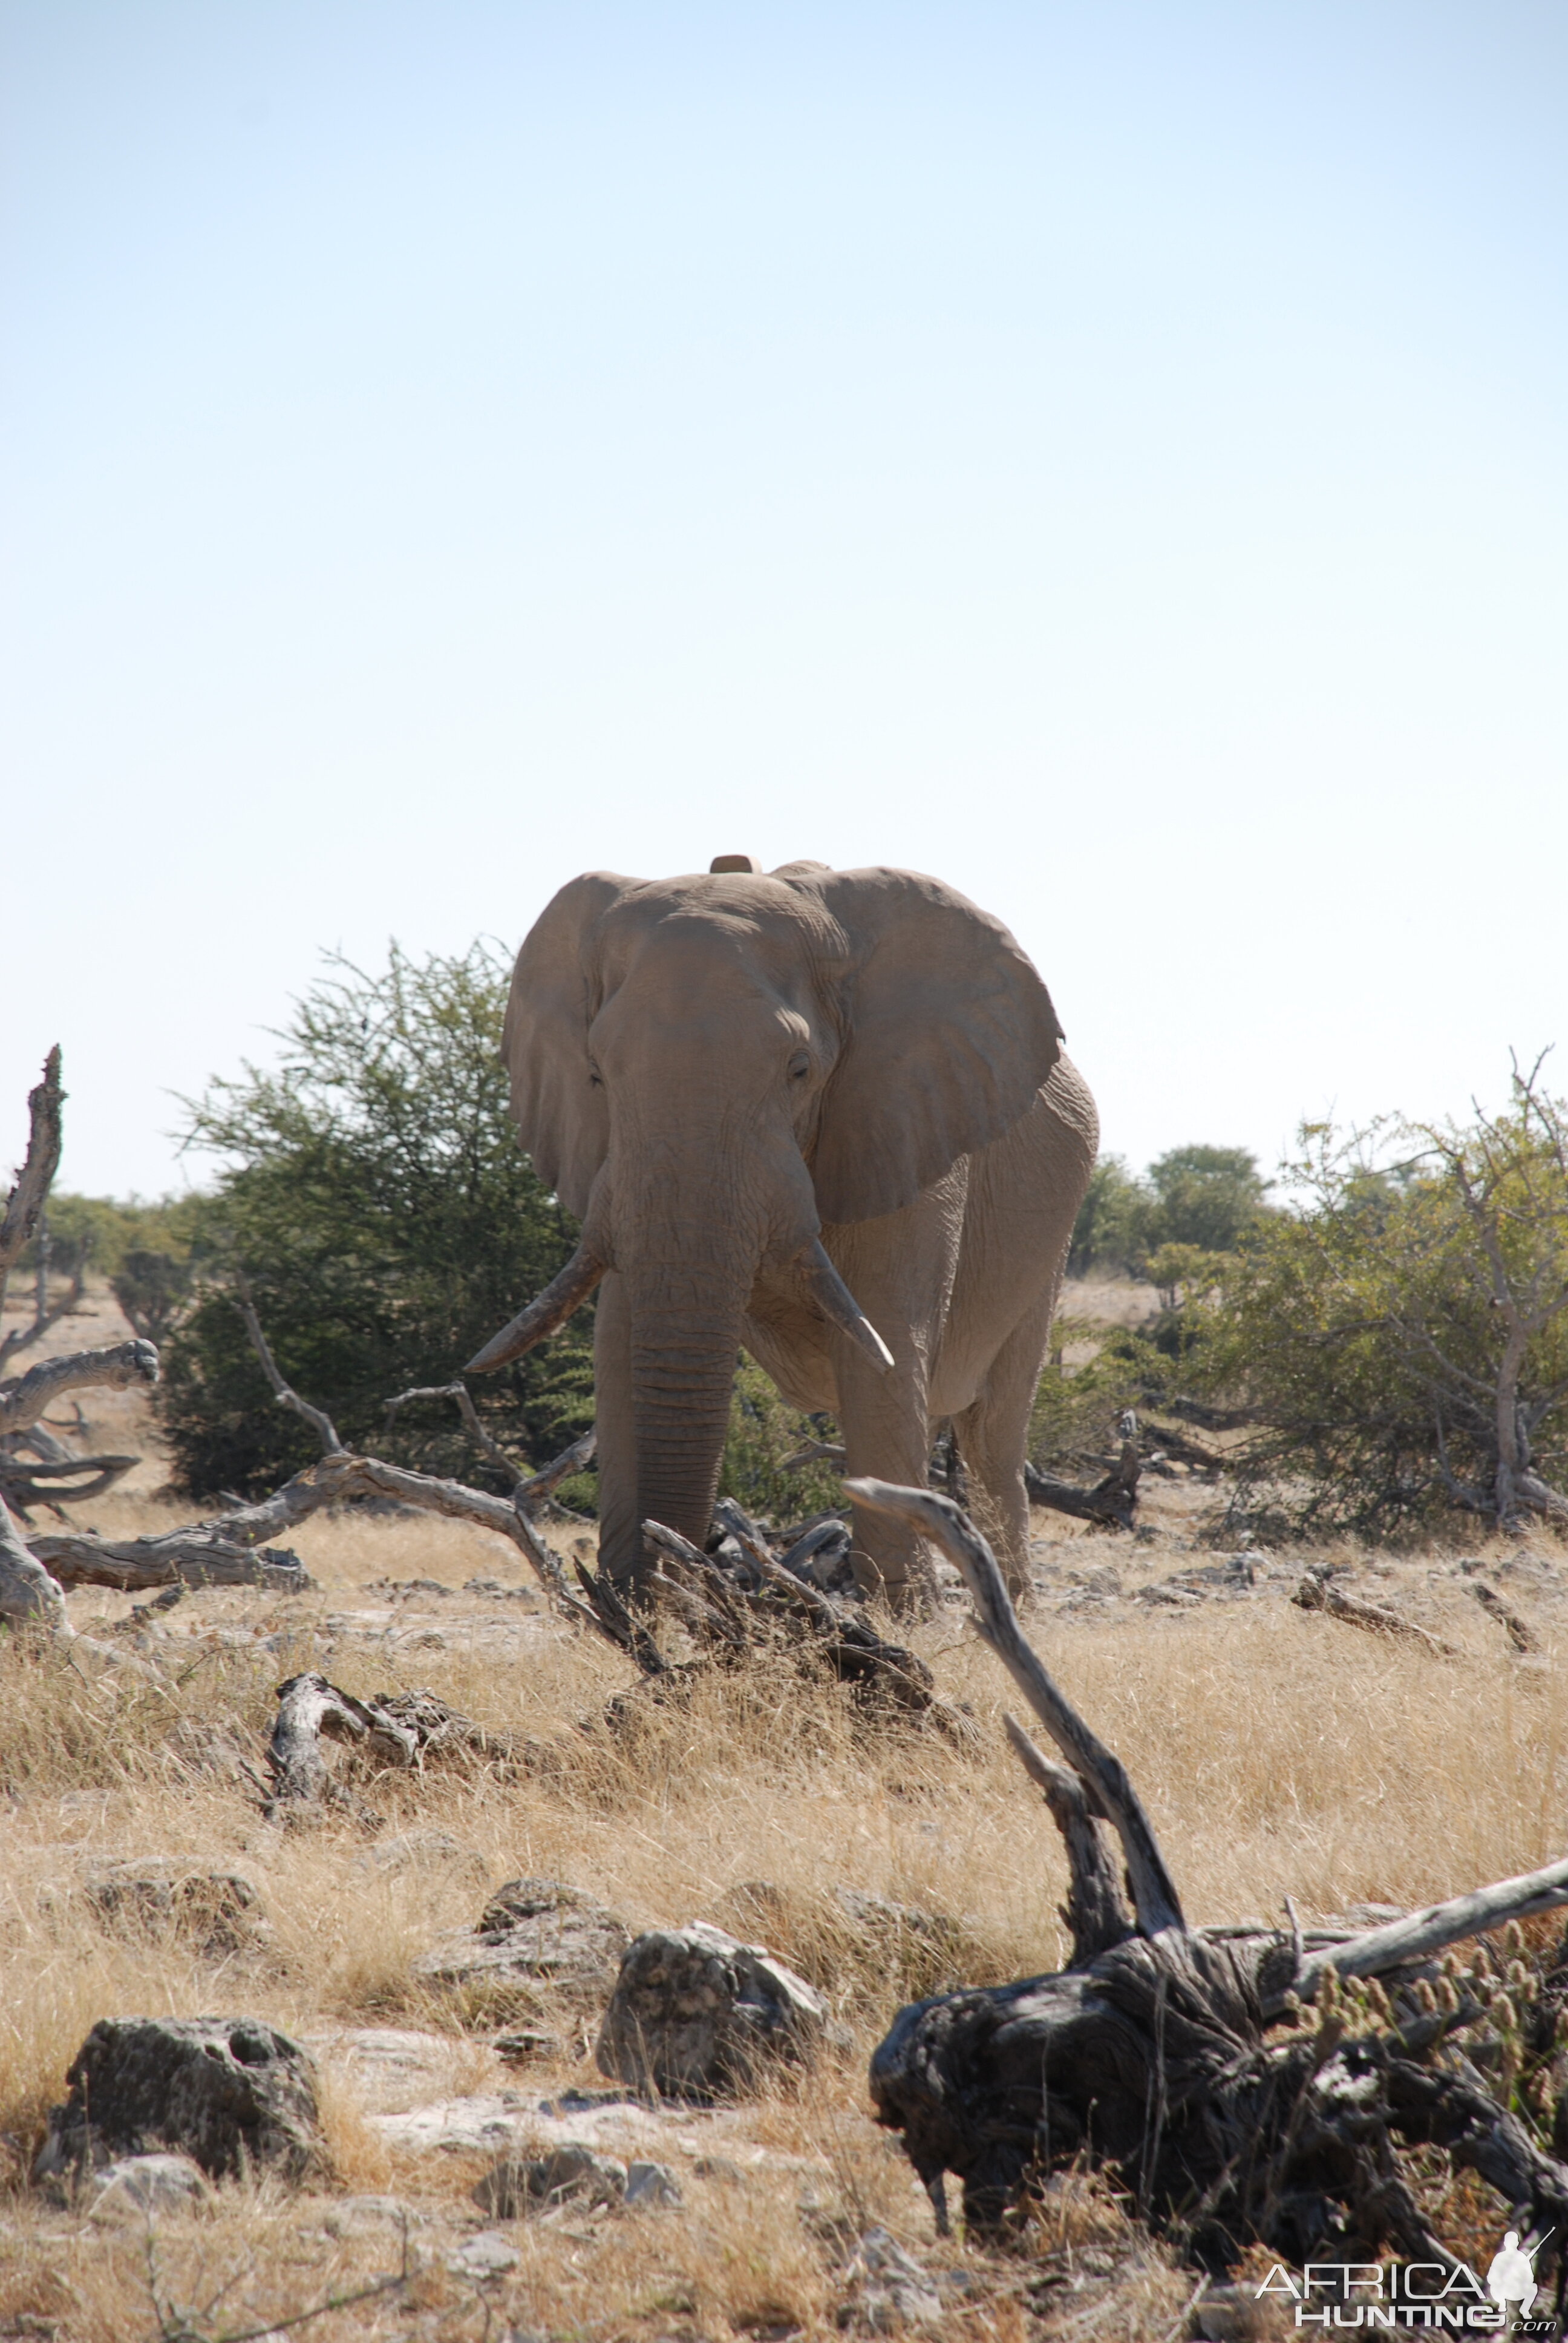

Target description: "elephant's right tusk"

left=795, top=1240, right=896, bottom=1374
left=465, top=1246, right=606, bottom=1374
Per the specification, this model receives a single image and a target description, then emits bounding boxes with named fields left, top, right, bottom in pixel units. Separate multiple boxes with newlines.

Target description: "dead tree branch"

left=1292, top=1567, right=1459, bottom=1657
left=265, top=1674, right=529, bottom=1820
left=26, top=1527, right=309, bottom=1593
left=848, top=1476, right=1183, bottom=1932
left=1288, top=1853, right=1568, bottom=2007
left=0, top=1049, right=64, bottom=1351
left=0, top=1340, right=159, bottom=1439
left=382, top=1379, right=522, bottom=1478
left=1471, top=1578, right=1537, bottom=1652
left=515, top=1426, right=596, bottom=1508
left=0, top=1492, right=71, bottom=1633
left=233, top=1290, right=344, bottom=1455
left=0, top=1454, right=141, bottom=1515
left=1003, top=1711, right=1135, bottom=1965
left=1024, top=1430, right=1141, bottom=1531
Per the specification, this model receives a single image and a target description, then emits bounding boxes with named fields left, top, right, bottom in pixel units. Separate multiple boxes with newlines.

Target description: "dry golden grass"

left=0, top=1451, right=1563, bottom=2336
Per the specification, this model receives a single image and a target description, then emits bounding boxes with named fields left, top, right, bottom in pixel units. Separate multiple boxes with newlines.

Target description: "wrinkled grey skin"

left=503, top=860, right=1097, bottom=1604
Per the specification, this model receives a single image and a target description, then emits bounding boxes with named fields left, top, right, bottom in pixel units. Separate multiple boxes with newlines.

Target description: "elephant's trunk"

left=624, top=1261, right=747, bottom=1567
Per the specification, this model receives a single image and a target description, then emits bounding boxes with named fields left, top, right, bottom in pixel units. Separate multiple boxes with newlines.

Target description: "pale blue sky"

left=4, top=2, right=1564, bottom=1197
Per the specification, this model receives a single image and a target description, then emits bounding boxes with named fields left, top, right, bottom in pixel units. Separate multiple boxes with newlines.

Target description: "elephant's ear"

left=503, top=872, right=635, bottom=1217
left=804, top=868, right=1064, bottom=1224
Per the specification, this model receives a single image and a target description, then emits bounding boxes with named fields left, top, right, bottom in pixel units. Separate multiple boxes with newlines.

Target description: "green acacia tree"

left=159, top=945, right=593, bottom=1499
left=1198, top=1062, right=1568, bottom=1538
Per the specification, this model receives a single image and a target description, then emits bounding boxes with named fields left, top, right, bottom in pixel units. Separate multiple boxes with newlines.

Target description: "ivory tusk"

left=795, top=1239, right=896, bottom=1374
left=465, top=1247, right=606, bottom=1374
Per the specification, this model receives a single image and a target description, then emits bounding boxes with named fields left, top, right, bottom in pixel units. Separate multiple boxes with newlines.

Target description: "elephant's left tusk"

left=795, top=1240, right=896, bottom=1374
left=465, top=1245, right=606, bottom=1374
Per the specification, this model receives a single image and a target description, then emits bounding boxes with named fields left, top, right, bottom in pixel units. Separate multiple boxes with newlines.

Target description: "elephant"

left=468, top=856, right=1097, bottom=1605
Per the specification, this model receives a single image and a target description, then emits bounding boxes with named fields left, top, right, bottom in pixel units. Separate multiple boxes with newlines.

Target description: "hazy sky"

left=4, top=1, right=1564, bottom=1200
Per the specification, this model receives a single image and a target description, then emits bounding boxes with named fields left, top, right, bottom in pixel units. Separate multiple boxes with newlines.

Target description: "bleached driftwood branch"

left=849, top=1475, right=1183, bottom=1934
left=0, top=1049, right=64, bottom=1357
left=0, top=1493, right=71, bottom=1633
left=265, top=1673, right=525, bottom=1818
left=1289, top=1852, right=1568, bottom=2007
left=233, top=1290, right=345, bottom=1456
left=1292, top=1566, right=1459, bottom=1657
left=1002, top=1711, right=1135, bottom=1966
left=0, top=1339, right=160, bottom=1439
left=0, top=1453, right=141, bottom=1514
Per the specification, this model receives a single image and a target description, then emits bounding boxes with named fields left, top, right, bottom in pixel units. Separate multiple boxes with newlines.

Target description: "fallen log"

left=849, top=1478, right=1568, bottom=2292
left=1293, top=1566, right=1459, bottom=1657
left=1024, top=1429, right=1141, bottom=1531
left=27, top=1529, right=309, bottom=1594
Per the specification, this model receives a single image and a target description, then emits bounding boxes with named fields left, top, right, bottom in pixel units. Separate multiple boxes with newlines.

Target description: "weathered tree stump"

left=849, top=1479, right=1568, bottom=2296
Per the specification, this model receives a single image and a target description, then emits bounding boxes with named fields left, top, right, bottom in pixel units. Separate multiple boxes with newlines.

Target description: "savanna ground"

left=1, top=1282, right=1564, bottom=2341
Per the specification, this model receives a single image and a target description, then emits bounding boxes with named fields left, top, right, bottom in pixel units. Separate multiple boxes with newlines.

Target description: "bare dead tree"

left=1423, top=1052, right=1568, bottom=1527
left=0, top=1050, right=64, bottom=1362
left=849, top=1476, right=1568, bottom=2288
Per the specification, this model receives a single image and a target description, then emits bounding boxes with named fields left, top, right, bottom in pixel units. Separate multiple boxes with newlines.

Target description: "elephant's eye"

left=587, top=1061, right=603, bottom=1088
left=788, top=1050, right=811, bottom=1081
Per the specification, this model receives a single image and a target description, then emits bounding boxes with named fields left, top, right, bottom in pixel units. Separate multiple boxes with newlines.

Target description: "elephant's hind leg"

left=954, top=1289, right=1056, bottom=1601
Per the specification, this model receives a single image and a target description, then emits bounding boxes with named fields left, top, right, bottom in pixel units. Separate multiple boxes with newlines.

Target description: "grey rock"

left=81, top=1862, right=272, bottom=1958
left=596, top=1922, right=828, bottom=2099
left=413, top=1879, right=630, bottom=2016
left=320, top=2194, right=432, bottom=2237
left=447, top=2229, right=521, bottom=2278
left=357, top=1830, right=491, bottom=1888
left=473, top=2142, right=628, bottom=2217
left=34, top=2017, right=324, bottom=2184
left=84, top=2152, right=209, bottom=2222
left=837, top=2227, right=942, bottom=2331
left=624, top=2159, right=683, bottom=2208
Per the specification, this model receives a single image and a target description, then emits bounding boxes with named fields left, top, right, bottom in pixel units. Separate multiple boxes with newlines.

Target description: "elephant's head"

left=469, top=860, right=1063, bottom=1575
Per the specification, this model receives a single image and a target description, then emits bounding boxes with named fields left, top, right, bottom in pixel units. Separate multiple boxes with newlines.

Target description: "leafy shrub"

left=159, top=945, right=593, bottom=1499
left=1195, top=1069, right=1568, bottom=1538
left=109, top=1250, right=194, bottom=1344
left=1028, top=1318, right=1178, bottom=1474
left=718, top=1357, right=846, bottom=1528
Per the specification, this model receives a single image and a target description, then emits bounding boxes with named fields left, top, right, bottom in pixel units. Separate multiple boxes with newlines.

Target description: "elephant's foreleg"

left=955, top=1290, right=1055, bottom=1601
